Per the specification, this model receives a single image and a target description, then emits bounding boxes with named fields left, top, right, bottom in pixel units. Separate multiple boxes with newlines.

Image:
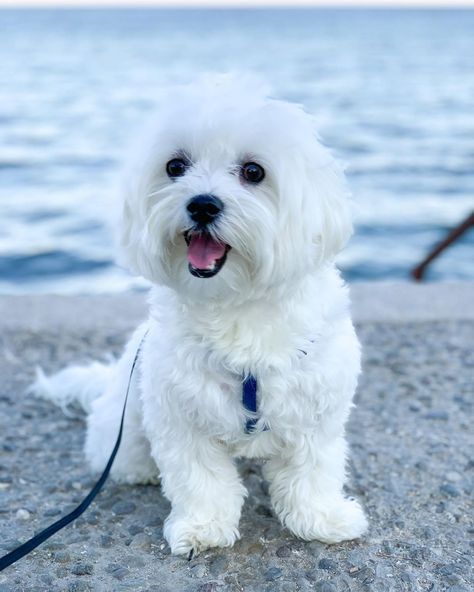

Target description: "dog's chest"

left=145, top=310, right=323, bottom=436
left=190, top=337, right=318, bottom=435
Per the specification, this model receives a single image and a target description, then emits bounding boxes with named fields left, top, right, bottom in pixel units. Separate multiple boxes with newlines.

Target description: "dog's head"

left=119, top=74, right=352, bottom=302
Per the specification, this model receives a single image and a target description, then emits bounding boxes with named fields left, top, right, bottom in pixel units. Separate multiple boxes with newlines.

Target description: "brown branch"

left=411, top=211, right=474, bottom=281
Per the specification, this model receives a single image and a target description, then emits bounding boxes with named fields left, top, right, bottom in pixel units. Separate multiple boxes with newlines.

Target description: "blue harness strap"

left=242, top=374, right=260, bottom=434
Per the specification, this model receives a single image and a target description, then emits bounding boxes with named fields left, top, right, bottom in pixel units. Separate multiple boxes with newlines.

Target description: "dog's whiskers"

left=146, top=189, right=165, bottom=199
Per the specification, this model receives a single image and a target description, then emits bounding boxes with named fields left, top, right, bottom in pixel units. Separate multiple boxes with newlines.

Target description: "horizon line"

left=1, top=1, right=474, bottom=8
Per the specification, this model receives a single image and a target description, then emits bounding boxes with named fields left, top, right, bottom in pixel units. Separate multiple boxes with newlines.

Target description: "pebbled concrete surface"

left=0, top=290, right=473, bottom=591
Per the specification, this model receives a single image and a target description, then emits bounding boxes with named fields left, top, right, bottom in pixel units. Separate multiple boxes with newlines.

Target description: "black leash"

left=0, top=331, right=148, bottom=572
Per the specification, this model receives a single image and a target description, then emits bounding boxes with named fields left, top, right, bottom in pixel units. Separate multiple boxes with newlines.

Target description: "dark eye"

left=166, top=158, right=188, bottom=179
left=241, top=162, right=265, bottom=184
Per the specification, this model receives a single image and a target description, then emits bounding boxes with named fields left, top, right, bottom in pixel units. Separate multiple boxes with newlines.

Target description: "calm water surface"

left=0, top=8, right=473, bottom=293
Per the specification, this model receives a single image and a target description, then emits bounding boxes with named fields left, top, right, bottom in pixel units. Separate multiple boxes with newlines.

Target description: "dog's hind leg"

left=84, top=324, right=158, bottom=484
left=33, top=323, right=158, bottom=484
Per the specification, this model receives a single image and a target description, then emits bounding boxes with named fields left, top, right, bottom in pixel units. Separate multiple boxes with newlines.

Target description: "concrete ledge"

left=0, top=299, right=471, bottom=590
left=0, top=282, right=473, bottom=333
left=350, top=281, right=474, bottom=322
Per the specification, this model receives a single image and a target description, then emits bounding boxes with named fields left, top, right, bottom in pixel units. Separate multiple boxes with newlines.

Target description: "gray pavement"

left=0, top=283, right=473, bottom=591
left=1, top=283, right=474, bottom=335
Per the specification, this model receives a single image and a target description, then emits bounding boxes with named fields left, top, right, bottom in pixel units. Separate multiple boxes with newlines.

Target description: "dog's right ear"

left=115, top=174, right=153, bottom=280
left=117, top=191, right=138, bottom=274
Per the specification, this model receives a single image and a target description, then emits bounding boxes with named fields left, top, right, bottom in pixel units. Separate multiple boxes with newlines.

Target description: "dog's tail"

left=31, top=361, right=115, bottom=415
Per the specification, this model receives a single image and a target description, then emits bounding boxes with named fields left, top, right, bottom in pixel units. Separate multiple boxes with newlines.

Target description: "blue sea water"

left=0, top=8, right=473, bottom=293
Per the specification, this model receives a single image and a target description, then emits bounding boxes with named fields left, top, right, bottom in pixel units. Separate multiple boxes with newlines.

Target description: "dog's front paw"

left=164, top=511, right=240, bottom=556
left=279, top=496, right=368, bottom=544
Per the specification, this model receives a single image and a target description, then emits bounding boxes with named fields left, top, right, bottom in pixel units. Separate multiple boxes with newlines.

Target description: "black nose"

left=186, top=194, right=224, bottom=225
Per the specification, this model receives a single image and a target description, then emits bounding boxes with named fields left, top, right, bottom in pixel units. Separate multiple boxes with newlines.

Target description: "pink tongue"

left=187, top=234, right=226, bottom=269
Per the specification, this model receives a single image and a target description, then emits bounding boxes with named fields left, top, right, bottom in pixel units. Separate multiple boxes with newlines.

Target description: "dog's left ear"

left=309, top=154, right=353, bottom=263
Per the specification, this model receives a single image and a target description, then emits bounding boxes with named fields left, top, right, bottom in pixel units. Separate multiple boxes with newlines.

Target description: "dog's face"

left=119, top=75, right=352, bottom=302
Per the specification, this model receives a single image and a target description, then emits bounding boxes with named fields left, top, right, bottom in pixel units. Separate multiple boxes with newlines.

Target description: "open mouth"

left=184, top=230, right=231, bottom=278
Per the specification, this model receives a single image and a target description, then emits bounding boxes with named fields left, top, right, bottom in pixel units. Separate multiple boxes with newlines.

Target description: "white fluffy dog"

left=35, top=74, right=368, bottom=556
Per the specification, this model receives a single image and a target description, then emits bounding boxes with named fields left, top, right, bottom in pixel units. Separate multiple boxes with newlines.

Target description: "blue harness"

left=241, top=342, right=310, bottom=433
left=242, top=374, right=266, bottom=434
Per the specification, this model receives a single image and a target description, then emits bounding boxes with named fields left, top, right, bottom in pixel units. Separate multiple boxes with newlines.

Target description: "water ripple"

left=0, top=8, right=473, bottom=292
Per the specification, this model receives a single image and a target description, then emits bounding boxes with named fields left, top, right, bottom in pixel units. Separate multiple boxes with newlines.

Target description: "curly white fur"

left=33, top=73, right=368, bottom=555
